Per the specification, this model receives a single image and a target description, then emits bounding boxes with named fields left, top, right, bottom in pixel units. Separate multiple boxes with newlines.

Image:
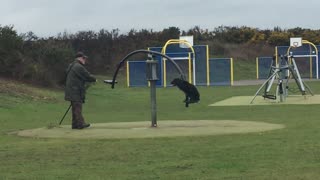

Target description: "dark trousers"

left=71, top=101, right=85, bottom=127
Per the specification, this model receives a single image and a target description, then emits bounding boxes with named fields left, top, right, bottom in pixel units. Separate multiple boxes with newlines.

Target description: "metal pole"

left=250, top=70, right=279, bottom=104
left=59, top=104, right=72, bottom=125
left=150, top=80, right=157, bottom=127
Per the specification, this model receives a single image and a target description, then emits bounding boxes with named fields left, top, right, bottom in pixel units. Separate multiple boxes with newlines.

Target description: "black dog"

left=171, top=78, right=200, bottom=107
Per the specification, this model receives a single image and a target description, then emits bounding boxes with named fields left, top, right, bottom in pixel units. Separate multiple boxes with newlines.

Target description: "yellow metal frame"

left=256, top=57, right=259, bottom=79
left=163, top=58, right=167, bottom=86
left=126, top=61, right=130, bottom=87
left=188, top=52, right=192, bottom=83
left=206, top=45, right=210, bottom=86
left=286, top=40, right=319, bottom=79
left=275, top=47, right=278, bottom=65
left=230, top=58, right=234, bottom=86
left=161, top=39, right=195, bottom=54
left=161, top=39, right=195, bottom=87
left=286, top=40, right=318, bottom=55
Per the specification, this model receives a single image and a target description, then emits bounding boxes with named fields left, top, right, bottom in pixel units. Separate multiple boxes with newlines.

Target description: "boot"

left=72, top=123, right=90, bottom=129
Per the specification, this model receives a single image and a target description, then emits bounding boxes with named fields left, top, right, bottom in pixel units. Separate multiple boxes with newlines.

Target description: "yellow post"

left=256, top=57, right=259, bottom=79
left=275, top=46, right=278, bottom=65
left=126, top=61, right=130, bottom=87
left=163, top=59, right=167, bottom=87
left=230, top=58, right=234, bottom=86
left=188, top=52, right=192, bottom=83
left=206, top=45, right=210, bottom=86
left=310, top=57, right=313, bottom=79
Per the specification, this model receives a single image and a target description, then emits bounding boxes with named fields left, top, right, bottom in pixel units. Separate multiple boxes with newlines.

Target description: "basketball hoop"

left=179, top=36, right=193, bottom=48
left=290, top=37, right=302, bottom=48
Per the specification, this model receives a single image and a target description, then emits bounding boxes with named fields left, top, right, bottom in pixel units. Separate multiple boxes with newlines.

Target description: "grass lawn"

left=1, top=77, right=320, bottom=179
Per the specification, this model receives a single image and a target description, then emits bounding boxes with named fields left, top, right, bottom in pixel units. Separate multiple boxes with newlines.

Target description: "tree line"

left=1, top=25, right=320, bottom=87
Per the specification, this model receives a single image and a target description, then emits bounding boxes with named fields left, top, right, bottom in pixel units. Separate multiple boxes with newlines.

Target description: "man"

left=65, top=52, right=96, bottom=129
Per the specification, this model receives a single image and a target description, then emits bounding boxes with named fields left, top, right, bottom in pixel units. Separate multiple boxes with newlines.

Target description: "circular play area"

left=15, top=120, right=285, bottom=139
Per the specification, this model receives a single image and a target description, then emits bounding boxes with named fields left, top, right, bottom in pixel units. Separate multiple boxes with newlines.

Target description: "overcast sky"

left=0, top=0, right=319, bottom=37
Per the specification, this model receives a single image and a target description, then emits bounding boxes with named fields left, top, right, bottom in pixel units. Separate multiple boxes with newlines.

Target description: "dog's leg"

left=184, top=95, right=188, bottom=103
left=185, top=95, right=189, bottom=107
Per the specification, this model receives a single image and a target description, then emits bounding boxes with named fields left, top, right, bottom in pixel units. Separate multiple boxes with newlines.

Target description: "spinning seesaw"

left=104, top=49, right=199, bottom=127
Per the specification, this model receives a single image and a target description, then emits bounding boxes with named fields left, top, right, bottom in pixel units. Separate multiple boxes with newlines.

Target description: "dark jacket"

left=64, top=60, right=96, bottom=102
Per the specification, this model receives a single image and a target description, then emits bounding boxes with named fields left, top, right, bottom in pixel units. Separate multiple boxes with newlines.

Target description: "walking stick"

left=59, top=104, right=72, bottom=125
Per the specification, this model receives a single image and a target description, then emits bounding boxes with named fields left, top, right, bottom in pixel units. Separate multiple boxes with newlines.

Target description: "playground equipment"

left=256, top=39, right=319, bottom=80
left=127, top=38, right=234, bottom=87
left=109, top=49, right=187, bottom=127
left=161, top=39, right=195, bottom=86
left=209, top=58, right=234, bottom=86
left=251, top=38, right=314, bottom=104
left=276, top=38, right=319, bottom=79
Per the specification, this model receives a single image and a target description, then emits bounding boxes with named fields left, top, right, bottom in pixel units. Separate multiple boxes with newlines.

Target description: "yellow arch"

left=287, top=40, right=319, bottom=78
left=286, top=40, right=318, bottom=56
left=161, top=39, right=195, bottom=55
left=161, top=39, right=195, bottom=87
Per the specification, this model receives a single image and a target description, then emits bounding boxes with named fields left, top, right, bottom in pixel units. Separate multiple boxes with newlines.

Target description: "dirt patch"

left=14, top=120, right=285, bottom=139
